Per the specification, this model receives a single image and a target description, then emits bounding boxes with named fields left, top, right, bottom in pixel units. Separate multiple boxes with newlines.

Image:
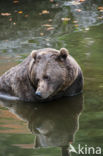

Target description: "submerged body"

left=0, top=48, right=83, bottom=102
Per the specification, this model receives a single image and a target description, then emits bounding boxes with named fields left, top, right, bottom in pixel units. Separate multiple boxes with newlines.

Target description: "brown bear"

left=0, top=48, right=83, bottom=102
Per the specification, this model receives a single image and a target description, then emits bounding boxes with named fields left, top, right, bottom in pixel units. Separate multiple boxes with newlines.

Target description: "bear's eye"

left=36, top=59, right=40, bottom=63
left=43, top=75, right=50, bottom=81
left=35, top=78, right=40, bottom=85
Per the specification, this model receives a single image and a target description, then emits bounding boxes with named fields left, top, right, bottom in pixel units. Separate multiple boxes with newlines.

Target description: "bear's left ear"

left=59, top=48, right=69, bottom=61
left=31, top=50, right=37, bottom=60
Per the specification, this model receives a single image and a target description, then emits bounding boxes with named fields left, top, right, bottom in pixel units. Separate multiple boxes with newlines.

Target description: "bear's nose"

left=35, top=91, right=42, bottom=98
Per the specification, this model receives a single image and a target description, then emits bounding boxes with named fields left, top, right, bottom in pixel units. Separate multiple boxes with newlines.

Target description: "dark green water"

left=0, top=0, right=103, bottom=156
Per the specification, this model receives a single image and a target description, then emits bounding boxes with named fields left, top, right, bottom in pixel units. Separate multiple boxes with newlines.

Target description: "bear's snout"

left=35, top=91, right=42, bottom=99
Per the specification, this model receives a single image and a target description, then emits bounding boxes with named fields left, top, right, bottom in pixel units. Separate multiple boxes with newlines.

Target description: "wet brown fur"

left=0, top=48, right=83, bottom=101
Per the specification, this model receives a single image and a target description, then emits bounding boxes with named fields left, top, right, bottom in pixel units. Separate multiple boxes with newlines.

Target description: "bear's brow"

left=39, top=51, right=58, bottom=58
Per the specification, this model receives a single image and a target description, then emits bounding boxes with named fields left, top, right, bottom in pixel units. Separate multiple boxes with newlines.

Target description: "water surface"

left=0, top=0, right=103, bottom=156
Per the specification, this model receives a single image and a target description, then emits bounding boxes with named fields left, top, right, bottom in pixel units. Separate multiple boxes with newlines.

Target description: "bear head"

left=29, top=48, right=70, bottom=100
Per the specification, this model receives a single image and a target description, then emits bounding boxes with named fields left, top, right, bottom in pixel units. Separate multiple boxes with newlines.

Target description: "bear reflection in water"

left=0, top=95, right=83, bottom=156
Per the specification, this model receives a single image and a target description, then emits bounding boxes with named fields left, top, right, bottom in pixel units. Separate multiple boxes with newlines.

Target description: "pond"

left=0, top=0, right=103, bottom=156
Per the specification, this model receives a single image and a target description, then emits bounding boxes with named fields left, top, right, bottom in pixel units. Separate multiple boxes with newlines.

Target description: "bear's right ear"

left=31, top=50, right=37, bottom=60
left=59, top=48, right=69, bottom=61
